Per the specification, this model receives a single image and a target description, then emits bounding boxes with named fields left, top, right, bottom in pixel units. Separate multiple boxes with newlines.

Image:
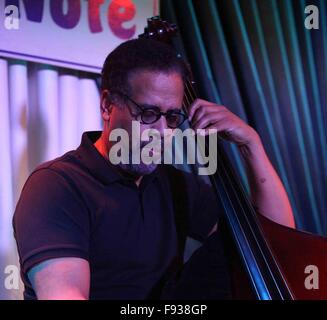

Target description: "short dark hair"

left=100, top=38, right=190, bottom=95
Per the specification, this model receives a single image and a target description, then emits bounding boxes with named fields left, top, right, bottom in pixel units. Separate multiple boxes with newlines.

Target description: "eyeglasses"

left=112, top=91, right=187, bottom=129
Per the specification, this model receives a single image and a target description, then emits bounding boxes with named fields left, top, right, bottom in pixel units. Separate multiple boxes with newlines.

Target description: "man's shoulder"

left=31, top=149, right=81, bottom=179
left=23, top=150, right=84, bottom=194
left=15, top=150, right=87, bottom=219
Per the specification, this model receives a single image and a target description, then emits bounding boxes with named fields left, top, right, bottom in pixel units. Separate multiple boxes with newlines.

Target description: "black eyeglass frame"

left=111, top=91, right=187, bottom=129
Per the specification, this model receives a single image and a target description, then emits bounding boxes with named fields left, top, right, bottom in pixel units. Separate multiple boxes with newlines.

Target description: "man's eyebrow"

left=140, top=103, right=182, bottom=112
left=139, top=103, right=160, bottom=109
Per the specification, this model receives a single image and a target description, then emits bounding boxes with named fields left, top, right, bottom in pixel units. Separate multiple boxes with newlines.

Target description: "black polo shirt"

left=13, top=131, right=221, bottom=300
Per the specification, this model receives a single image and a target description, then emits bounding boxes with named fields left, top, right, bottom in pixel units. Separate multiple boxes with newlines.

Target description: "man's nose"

left=153, top=115, right=168, bottom=135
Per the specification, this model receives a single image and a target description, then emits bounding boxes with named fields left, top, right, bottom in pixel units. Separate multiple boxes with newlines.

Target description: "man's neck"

left=94, top=133, right=108, bottom=160
left=134, top=176, right=143, bottom=187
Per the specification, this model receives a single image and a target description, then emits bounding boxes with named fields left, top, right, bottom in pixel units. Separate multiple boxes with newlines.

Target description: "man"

left=13, top=39, right=295, bottom=300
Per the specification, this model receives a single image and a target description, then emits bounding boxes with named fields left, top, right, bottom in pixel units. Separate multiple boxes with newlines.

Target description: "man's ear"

left=100, top=90, right=113, bottom=121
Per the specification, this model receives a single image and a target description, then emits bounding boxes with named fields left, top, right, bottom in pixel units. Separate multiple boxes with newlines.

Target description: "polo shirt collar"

left=76, top=131, right=160, bottom=186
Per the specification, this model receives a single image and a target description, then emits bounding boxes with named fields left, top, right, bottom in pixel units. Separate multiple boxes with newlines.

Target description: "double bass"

left=139, top=16, right=327, bottom=300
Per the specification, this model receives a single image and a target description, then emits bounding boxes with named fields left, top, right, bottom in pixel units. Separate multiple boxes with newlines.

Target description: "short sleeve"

left=187, top=177, right=223, bottom=242
left=13, top=168, right=90, bottom=274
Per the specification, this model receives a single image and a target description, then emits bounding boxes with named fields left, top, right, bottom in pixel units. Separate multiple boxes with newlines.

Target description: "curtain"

left=0, top=58, right=101, bottom=299
left=161, top=0, right=327, bottom=236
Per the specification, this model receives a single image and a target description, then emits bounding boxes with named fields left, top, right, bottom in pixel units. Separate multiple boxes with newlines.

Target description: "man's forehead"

left=128, top=69, right=183, bottom=88
left=128, top=70, right=184, bottom=108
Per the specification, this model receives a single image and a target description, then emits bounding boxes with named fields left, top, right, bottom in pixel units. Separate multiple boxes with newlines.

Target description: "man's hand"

left=188, top=98, right=295, bottom=229
left=188, top=98, right=260, bottom=147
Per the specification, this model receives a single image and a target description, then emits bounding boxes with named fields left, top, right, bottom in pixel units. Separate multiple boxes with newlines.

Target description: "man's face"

left=103, top=70, right=184, bottom=177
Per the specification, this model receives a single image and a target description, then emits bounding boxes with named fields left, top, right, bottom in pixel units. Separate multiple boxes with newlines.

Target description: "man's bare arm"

left=27, top=257, right=90, bottom=300
left=239, top=135, right=295, bottom=228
